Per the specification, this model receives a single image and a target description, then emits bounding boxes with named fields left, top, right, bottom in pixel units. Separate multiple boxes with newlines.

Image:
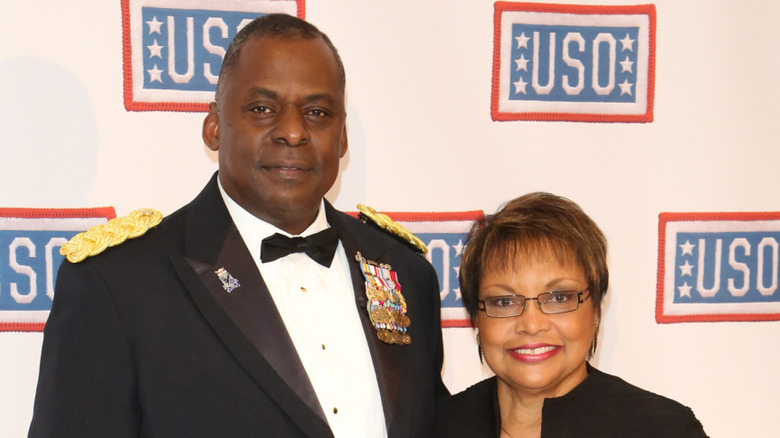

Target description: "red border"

left=0, top=207, right=116, bottom=332
left=0, top=207, right=116, bottom=220
left=441, top=318, right=473, bottom=329
left=491, top=2, right=656, bottom=123
left=656, top=211, right=780, bottom=323
left=122, top=0, right=306, bottom=112
left=346, top=209, right=484, bottom=223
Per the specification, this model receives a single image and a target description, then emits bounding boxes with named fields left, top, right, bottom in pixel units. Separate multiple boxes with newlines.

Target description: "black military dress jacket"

left=29, top=173, right=447, bottom=438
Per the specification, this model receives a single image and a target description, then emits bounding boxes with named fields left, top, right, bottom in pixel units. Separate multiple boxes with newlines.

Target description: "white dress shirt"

left=218, top=182, right=387, bottom=438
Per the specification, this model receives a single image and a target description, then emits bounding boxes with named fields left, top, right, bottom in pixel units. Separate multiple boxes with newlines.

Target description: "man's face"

left=204, top=35, right=347, bottom=234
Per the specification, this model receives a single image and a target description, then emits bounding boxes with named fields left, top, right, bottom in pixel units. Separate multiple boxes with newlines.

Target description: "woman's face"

left=477, top=251, right=598, bottom=398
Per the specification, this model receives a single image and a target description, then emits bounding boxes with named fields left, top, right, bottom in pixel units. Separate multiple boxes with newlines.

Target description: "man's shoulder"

left=327, top=203, right=427, bottom=258
left=61, top=205, right=189, bottom=271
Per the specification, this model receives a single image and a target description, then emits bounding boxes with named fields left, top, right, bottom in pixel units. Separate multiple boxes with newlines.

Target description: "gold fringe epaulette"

left=357, top=204, right=427, bottom=254
left=60, top=209, right=163, bottom=263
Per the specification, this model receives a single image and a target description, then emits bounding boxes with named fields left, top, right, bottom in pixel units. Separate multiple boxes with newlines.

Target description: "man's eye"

left=250, top=106, right=273, bottom=114
left=308, top=108, right=329, bottom=118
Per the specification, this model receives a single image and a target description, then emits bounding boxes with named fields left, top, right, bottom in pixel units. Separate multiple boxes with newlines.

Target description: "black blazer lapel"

left=171, top=175, right=331, bottom=438
left=325, top=203, right=402, bottom=430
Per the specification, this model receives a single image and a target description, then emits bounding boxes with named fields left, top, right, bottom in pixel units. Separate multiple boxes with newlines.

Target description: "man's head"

left=203, top=14, right=348, bottom=235
left=216, top=14, right=346, bottom=103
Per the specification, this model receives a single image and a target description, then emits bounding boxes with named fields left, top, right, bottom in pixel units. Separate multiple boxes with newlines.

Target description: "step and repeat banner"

left=2, top=1, right=779, bottom=436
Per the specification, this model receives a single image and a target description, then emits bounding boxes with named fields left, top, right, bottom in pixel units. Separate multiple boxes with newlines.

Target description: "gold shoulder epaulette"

left=357, top=203, right=427, bottom=254
left=60, top=208, right=163, bottom=263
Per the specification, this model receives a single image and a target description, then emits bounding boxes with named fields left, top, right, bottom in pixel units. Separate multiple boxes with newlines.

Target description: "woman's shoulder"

left=435, top=377, right=498, bottom=438
left=542, top=365, right=708, bottom=437
left=583, top=366, right=695, bottom=411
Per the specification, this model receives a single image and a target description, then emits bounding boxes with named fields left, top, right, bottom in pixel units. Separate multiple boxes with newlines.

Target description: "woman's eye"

left=550, top=292, right=570, bottom=303
left=495, top=297, right=516, bottom=307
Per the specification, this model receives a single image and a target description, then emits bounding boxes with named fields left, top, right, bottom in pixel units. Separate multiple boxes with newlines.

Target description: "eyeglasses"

left=477, top=289, right=590, bottom=318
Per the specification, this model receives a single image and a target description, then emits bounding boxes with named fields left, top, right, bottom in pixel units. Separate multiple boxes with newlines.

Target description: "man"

left=29, top=14, right=446, bottom=438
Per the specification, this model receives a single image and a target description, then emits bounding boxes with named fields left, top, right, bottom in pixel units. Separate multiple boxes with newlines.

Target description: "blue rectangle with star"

left=508, top=24, right=639, bottom=103
left=492, top=2, right=656, bottom=122
left=122, top=0, right=302, bottom=112
left=657, top=212, right=780, bottom=323
left=0, top=207, right=115, bottom=332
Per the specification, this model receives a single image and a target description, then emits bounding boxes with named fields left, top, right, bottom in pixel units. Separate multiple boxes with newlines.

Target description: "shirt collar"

left=217, top=177, right=330, bottom=256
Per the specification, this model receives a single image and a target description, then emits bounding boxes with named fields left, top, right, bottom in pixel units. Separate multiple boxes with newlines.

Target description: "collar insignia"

left=215, top=267, right=240, bottom=293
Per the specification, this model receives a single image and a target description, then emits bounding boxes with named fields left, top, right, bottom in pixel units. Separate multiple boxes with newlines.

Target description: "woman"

left=435, top=192, right=707, bottom=438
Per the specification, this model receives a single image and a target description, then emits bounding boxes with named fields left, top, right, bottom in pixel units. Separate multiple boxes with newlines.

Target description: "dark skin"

left=202, top=35, right=348, bottom=235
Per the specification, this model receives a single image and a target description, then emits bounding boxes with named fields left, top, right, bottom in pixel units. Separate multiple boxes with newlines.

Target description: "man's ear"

left=339, top=124, right=348, bottom=158
left=203, top=102, right=220, bottom=151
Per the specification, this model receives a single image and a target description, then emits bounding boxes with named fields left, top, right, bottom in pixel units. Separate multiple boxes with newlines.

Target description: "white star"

left=679, top=260, right=694, bottom=277
left=618, top=79, right=633, bottom=96
left=453, top=287, right=462, bottom=301
left=515, top=32, right=530, bottom=50
left=513, top=77, right=528, bottom=94
left=680, top=240, right=695, bottom=256
left=620, top=34, right=635, bottom=52
left=678, top=282, right=692, bottom=298
left=619, top=56, right=634, bottom=73
left=453, top=240, right=464, bottom=257
left=453, top=266, right=460, bottom=277
left=147, top=39, right=163, bottom=59
left=147, top=16, right=163, bottom=35
left=147, top=64, right=163, bottom=83
left=515, top=54, right=529, bottom=71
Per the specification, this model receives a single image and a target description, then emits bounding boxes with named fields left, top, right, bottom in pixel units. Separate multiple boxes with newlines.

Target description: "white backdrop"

left=2, top=1, right=779, bottom=436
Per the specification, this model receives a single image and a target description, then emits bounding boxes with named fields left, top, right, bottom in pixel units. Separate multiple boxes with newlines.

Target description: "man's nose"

left=272, top=106, right=310, bottom=146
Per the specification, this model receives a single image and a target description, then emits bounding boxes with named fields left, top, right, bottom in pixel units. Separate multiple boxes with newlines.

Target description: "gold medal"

left=377, top=329, right=392, bottom=343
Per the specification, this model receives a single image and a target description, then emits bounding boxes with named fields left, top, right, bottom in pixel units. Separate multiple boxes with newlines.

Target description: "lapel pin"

left=215, top=267, right=240, bottom=293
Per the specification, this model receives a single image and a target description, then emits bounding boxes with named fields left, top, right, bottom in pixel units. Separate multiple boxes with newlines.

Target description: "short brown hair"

left=459, top=192, right=608, bottom=325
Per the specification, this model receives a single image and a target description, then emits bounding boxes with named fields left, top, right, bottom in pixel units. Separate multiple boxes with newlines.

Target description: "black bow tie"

left=260, top=228, right=339, bottom=267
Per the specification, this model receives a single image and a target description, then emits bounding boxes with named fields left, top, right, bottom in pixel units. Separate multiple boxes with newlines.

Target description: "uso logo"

left=0, top=208, right=115, bottom=332
left=390, top=211, right=484, bottom=328
left=492, top=2, right=656, bottom=122
left=657, top=212, right=780, bottom=323
left=121, top=0, right=303, bottom=112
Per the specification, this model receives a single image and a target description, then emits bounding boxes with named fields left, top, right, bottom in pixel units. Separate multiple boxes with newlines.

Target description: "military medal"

left=356, top=252, right=411, bottom=345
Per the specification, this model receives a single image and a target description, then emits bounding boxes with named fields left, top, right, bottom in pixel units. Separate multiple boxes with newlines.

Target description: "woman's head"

left=459, top=192, right=609, bottom=397
left=460, top=192, right=608, bottom=325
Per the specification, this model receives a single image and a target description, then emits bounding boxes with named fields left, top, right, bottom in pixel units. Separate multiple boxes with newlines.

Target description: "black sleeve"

left=28, top=261, right=140, bottom=438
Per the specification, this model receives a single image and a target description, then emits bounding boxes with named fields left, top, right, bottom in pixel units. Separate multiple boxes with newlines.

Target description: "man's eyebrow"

left=302, top=93, right=337, bottom=104
left=244, top=87, right=339, bottom=107
left=247, top=87, right=278, bottom=99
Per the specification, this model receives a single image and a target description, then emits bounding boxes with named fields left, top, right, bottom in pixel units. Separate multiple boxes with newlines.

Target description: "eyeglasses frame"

left=477, top=288, right=591, bottom=318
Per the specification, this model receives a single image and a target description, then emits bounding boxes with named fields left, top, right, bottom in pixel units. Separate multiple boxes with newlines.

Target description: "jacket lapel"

left=170, top=175, right=331, bottom=438
left=325, top=203, right=402, bottom=432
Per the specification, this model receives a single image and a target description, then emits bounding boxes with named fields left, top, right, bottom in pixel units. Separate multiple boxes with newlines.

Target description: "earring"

left=476, top=332, right=483, bottom=364
left=590, top=321, right=600, bottom=358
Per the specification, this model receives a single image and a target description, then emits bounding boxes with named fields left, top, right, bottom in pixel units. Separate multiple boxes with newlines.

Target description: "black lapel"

left=171, top=174, right=331, bottom=438
left=325, top=202, right=402, bottom=430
